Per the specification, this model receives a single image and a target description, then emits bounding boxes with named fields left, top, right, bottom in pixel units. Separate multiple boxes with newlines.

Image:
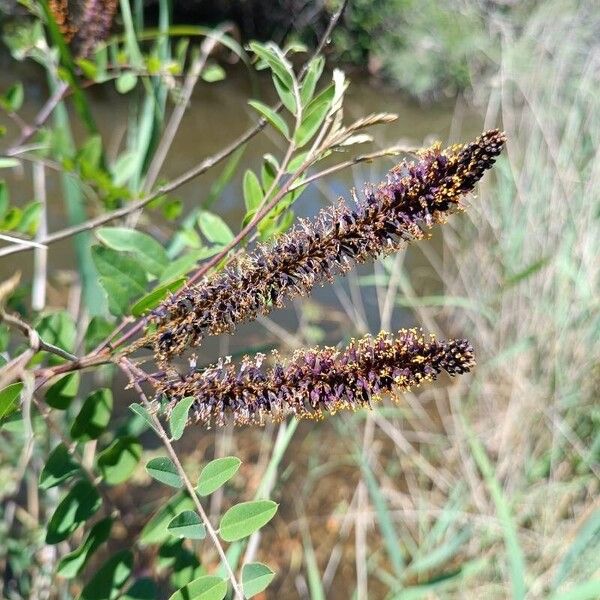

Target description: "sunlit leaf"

left=197, top=211, right=233, bottom=245
left=242, top=562, right=276, bottom=598
left=167, top=511, right=206, bottom=540
left=131, top=277, right=186, bottom=317
left=0, top=382, right=22, bottom=421
left=169, top=396, right=194, bottom=441
left=218, top=500, right=278, bottom=542
left=116, top=72, right=138, bottom=94
left=248, top=100, right=289, bottom=138
left=197, top=456, right=241, bottom=496
left=45, top=372, right=79, bottom=410
left=97, top=436, right=142, bottom=485
left=96, top=227, right=168, bottom=277
left=168, top=575, right=227, bottom=600
left=140, top=493, right=195, bottom=546
left=146, top=457, right=183, bottom=488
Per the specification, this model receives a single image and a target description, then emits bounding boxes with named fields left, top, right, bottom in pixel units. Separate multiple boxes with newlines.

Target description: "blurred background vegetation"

left=0, top=0, right=598, bottom=599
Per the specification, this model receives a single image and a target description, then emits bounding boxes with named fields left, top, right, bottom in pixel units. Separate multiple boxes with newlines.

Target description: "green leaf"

left=197, top=456, right=241, bottom=496
left=249, top=41, right=294, bottom=89
left=218, top=500, right=278, bottom=542
left=76, top=58, right=98, bottom=81
left=242, top=169, right=264, bottom=214
left=129, top=402, right=160, bottom=434
left=36, top=311, right=76, bottom=356
left=116, top=72, right=138, bottom=94
left=272, top=74, right=296, bottom=115
left=57, top=517, right=113, bottom=578
left=39, top=443, right=80, bottom=490
left=46, top=479, right=102, bottom=544
left=294, top=86, right=334, bottom=148
left=0, top=157, right=21, bottom=169
left=45, top=372, right=80, bottom=410
left=242, top=562, right=275, bottom=598
left=168, top=575, right=227, bottom=600
left=111, top=151, right=138, bottom=186
left=0, top=82, right=24, bottom=112
left=248, top=100, right=289, bottom=138
left=169, top=396, right=194, bottom=441
left=202, top=64, right=225, bottom=82
left=78, top=550, right=133, bottom=600
left=97, top=436, right=142, bottom=485
left=167, top=510, right=206, bottom=540
left=92, top=245, right=147, bottom=316
left=0, top=382, right=22, bottom=421
left=131, top=277, right=186, bottom=317
left=140, top=493, right=195, bottom=546
left=146, top=457, right=183, bottom=488
left=0, top=180, right=8, bottom=218
left=300, top=57, right=325, bottom=106
left=122, top=578, right=157, bottom=600
left=96, top=227, right=168, bottom=278
left=197, top=211, right=234, bottom=245
left=70, top=388, right=113, bottom=442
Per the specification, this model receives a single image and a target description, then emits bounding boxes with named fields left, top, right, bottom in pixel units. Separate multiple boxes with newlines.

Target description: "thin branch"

left=6, top=81, right=69, bottom=156
left=287, top=146, right=410, bottom=192
left=1, top=310, right=77, bottom=362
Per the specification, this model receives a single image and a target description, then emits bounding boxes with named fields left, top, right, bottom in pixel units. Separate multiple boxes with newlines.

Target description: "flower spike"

left=145, top=130, right=505, bottom=363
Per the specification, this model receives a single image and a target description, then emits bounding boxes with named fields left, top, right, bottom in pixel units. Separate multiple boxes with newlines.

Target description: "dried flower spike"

left=145, top=130, right=505, bottom=362
left=156, top=329, right=475, bottom=428
left=49, top=0, right=117, bottom=57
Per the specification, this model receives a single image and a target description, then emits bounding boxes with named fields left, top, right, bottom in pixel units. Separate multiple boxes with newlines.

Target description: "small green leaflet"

left=129, top=402, right=160, bottom=434
left=39, top=443, right=81, bottom=489
left=167, top=510, right=206, bottom=540
left=92, top=246, right=147, bottom=317
left=96, top=227, right=167, bottom=278
left=70, top=388, right=113, bottom=442
left=248, top=100, right=289, bottom=138
left=169, top=396, right=194, bottom=441
left=168, top=575, right=227, bottom=600
left=197, top=211, right=234, bottom=245
left=196, top=456, right=241, bottom=496
left=146, top=457, right=183, bottom=488
left=218, top=500, right=278, bottom=542
left=131, top=277, right=186, bottom=317
left=242, top=562, right=276, bottom=598
left=139, top=492, right=195, bottom=546
left=97, top=436, right=142, bottom=485
left=0, top=382, right=22, bottom=421
left=45, top=372, right=80, bottom=410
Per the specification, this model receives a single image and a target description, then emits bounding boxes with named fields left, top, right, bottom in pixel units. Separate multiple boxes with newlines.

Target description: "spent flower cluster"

left=157, top=330, right=475, bottom=427
left=144, top=129, right=506, bottom=364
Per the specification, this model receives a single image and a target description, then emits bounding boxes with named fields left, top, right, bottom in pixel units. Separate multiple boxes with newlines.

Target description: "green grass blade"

left=461, top=413, right=527, bottom=599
